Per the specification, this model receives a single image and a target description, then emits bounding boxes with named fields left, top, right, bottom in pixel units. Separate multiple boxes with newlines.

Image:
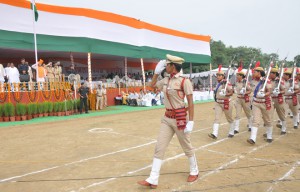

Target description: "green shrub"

left=53, top=102, right=59, bottom=112
left=16, top=103, right=22, bottom=116
left=4, top=103, right=15, bottom=117
left=0, top=104, right=3, bottom=117
left=48, top=102, right=53, bottom=113
left=19, top=103, right=27, bottom=116
left=27, top=103, right=33, bottom=115
left=59, top=102, right=64, bottom=112
left=37, top=103, right=44, bottom=114
left=32, top=103, right=38, bottom=115
left=43, top=102, right=49, bottom=113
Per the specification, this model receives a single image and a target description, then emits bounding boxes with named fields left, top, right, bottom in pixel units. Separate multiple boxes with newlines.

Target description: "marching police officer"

left=208, top=67, right=235, bottom=139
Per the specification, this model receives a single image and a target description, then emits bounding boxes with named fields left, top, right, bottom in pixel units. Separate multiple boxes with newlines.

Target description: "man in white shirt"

left=7, top=63, right=20, bottom=91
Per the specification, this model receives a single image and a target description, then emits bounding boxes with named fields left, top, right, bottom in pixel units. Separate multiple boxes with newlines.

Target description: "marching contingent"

left=209, top=56, right=299, bottom=145
left=138, top=54, right=299, bottom=189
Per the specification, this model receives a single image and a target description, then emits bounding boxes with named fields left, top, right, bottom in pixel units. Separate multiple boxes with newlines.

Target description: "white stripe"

left=266, top=161, right=300, bottom=192
left=0, top=140, right=156, bottom=183
left=0, top=4, right=210, bottom=56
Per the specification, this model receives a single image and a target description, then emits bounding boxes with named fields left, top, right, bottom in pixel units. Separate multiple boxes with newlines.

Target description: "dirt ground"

left=0, top=102, right=299, bottom=192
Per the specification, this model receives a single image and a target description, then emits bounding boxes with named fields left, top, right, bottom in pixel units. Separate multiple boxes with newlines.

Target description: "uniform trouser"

left=252, top=101, right=273, bottom=128
left=154, top=116, right=195, bottom=159
left=103, top=95, right=107, bottom=107
left=272, top=98, right=286, bottom=121
left=285, top=99, right=298, bottom=116
left=235, top=98, right=252, bottom=120
left=96, top=96, right=103, bottom=110
left=80, top=98, right=89, bottom=113
left=214, top=100, right=234, bottom=124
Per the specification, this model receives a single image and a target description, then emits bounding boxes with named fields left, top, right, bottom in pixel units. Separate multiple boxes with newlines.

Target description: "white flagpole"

left=140, top=58, right=146, bottom=92
left=31, top=0, right=38, bottom=81
left=88, top=52, right=92, bottom=92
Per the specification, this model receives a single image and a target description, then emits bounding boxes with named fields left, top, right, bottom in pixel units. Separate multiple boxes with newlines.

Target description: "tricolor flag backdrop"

left=0, top=0, right=211, bottom=64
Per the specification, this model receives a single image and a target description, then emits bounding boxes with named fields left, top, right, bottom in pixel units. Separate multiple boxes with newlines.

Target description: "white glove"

left=272, top=88, right=279, bottom=96
left=184, top=121, right=194, bottom=133
left=257, top=91, right=265, bottom=98
left=154, top=60, right=166, bottom=74
left=288, top=88, right=294, bottom=94
left=240, top=88, right=246, bottom=95
left=219, top=89, right=226, bottom=96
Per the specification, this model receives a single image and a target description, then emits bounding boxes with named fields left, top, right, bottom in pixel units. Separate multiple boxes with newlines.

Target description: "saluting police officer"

left=282, top=68, right=299, bottom=129
left=269, top=67, right=286, bottom=134
left=138, top=54, right=198, bottom=189
left=248, top=66, right=273, bottom=144
left=208, top=68, right=235, bottom=139
left=233, top=70, right=252, bottom=134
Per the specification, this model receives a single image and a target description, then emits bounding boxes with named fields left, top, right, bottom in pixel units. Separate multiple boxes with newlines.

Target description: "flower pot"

left=10, top=116, right=16, bottom=122
left=27, top=115, right=32, bottom=120
left=21, top=115, right=27, bottom=121
left=15, top=116, right=21, bottom=121
left=3, top=117, right=9, bottom=122
left=44, top=113, right=48, bottom=117
left=57, top=112, right=62, bottom=116
left=38, top=114, right=43, bottom=117
left=0, top=117, right=3, bottom=122
left=49, top=112, right=54, bottom=116
left=33, top=114, right=39, bottom=118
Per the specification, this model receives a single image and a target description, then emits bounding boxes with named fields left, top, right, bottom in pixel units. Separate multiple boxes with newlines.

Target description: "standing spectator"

left=31, top=59, right=46, bottom=90
left=102, top=85, right=107, bottom=107
left=18, top=58, right=29, bottom=74
left=7, top=63, right=20, bottom=91
left=4, top=63, right=11, bottom=82
left=96, top=85, right=103, bottom=110
left=46, top=62, right=55, bottom=82
left=78, top=82, right=89, bottom=114
left=0, top=63, right=6, bottom=83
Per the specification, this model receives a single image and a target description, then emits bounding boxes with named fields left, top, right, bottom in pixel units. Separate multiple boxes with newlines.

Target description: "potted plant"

left=53, top=102, right=59, bottom=116
left=59, top=102, right=64, bottom=116
left=27, top=103, right=33, bottom=120
left=0, top=104, right=3, bottom=122
left=5, top=103, right=15, bottom=121
left=19, top=103, right=27, bottom=121
left=16, top=103, right=22, bottom=121
left=43, top=102, right=49, bottom=117
left=37, top=103, right=44, bottom=117
left=48, top=102, right=54, bottom=116
left=32, top=103, right=38, bottom=118
left=63, top=100, right=69, bottom=116
left=3, top=103, right=10, bottom=122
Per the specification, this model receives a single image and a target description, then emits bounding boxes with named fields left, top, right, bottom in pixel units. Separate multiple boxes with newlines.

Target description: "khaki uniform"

left=96, top=88, right=103, bottom=110
left=249, top=78, right=273, bottom=142
left=234, top=80, right=252, bottom=132
left=46, top=66, right=55, bottom=82
left=102, top=87, right=107, bottom=107
left=210, top=80, right=234, bottom=138
left=53, top=66, right=60, bottom=82
left=155, top=73, right=195, bottom=159
left=270, top=79, right=285, bottom=121
left=283, top=78, right=299, bottom=127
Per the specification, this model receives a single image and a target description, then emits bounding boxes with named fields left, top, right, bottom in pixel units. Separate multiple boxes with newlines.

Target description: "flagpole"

left=31, top=0, right=38, bottom=81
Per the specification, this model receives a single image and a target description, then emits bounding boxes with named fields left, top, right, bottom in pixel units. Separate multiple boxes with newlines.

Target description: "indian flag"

left=30, top=0, right=38, bottom=21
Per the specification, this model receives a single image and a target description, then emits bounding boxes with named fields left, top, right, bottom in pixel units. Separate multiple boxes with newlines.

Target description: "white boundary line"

left=0, top=141, right=157, bottom=183
left=0, top=120, right=231, bottom=184
left=70, top=129, right=247, bottom=192
left=174, top=135, right=286, bottom=191
left=266, top=161, right=300, bottom=192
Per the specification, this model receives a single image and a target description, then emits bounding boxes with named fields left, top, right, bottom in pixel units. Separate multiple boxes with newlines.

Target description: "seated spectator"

left=121, top=91, right=129, bottom=105
left=152, top=90, right=161, bottom=106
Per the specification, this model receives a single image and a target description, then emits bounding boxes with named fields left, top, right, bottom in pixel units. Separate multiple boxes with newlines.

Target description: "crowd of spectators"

left=121, top=89, right=163, bottom=107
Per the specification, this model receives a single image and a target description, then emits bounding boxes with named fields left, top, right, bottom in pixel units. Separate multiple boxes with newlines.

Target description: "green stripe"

left=0, top=30, right=210, bottom=64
